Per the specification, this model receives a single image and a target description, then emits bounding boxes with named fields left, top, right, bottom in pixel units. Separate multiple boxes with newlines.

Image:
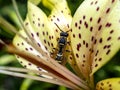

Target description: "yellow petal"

left=47, top=0, right=75, bottom=66
left=13, top=1, right=57, bottom=70
left=42, top=0, right=69, bottom=10
left=96, top=78, right=120, bottom=90
left=71, top=0, right=120, bottom=79
left=29, top=0, right=41, bottom=5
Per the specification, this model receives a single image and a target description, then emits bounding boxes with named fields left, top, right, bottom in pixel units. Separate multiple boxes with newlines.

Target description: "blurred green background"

left=0, top=0, right=120, bottom=90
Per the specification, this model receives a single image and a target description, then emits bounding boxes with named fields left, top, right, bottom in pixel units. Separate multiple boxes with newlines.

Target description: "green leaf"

left=20, top=79, right=33, bottom=90
left=0, top=55, right=16, bottom=65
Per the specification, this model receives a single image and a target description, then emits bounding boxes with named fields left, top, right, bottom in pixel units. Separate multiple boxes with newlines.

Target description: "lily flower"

left=0, top=0, right=120, bottom=90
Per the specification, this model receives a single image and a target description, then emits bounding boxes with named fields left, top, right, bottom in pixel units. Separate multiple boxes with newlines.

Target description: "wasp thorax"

left=60, top=32, right=68, bottom=37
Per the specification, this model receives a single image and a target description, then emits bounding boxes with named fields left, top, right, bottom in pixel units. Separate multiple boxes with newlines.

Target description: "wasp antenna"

left=66, top=29, right=72, bottom=33
left=54, top=23, right=63, bottom=32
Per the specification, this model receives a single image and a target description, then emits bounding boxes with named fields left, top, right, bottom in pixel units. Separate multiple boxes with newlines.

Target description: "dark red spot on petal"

left=38, top=18, right=40, bottom=21
left=25, top=22, right=28, bottom=26
left=96, top=7, right=100, bottom=11
left=83, top=15, right=86, bottom=19
left=90, top=17, right=93, bottom=22
left=106, top=23, right=112, bottom=27
left=61, top=10, right=63, bottom=13
left=91, top=49, right=94, bottom=53
left=112, top=0, right=115, bottom=3
left=51, top=43, right=53, bottom=47
left=103, top=45, right=107, bottom=49
left=49, top=36, right=51, bottom=40
left=25, top=48, right=28, bottom=51
left=118, top=37, right=120, bottom=40
left=21, top=42, right=24, bottom=45
left=44, top=39, right=46, bottom=44
left=90, top=1, right=93, bottom=5
left=89, top=48, right=92, bottom=52
left=48, top=42, right=50, bottom=46
left=106, top=8, right=110, bottom=13
left=83, top=54, right=85, bottom=58
left=70, top=56, right=72, bottom=60
left=95, top=58, right=97, bottom=61
left=84, top=21, right=88, bottom=28
left=98, top=25, right=102, bottom=31
left=101, top=82, right=104, bottom=86
left=78, top=26, right=81, bottom=29
left=36, top=32, right=39, bottom=37
left=43, top=32, right=45, bottom=36
left=42, top=24, right=44, bottom=27
left=45, top=46, right=48, bottom=50
left=31, top=33, right=34, bottom=37
left=79, top=20, right=82, bottom=24
left=99, top=58, right=102, bottom=61
left=46, top=31, right=48, bottom=35
left=77, top=43, right=81, bottom=51
left=82, top=64, right=85, bottom=67
left=57, top=18, right=60, bottom=21
left=52, top=36, right=54, bottom=39
left=106, top=49, right=111, bottom=55
left=97, top=17, right=101, bottom=23
left=76, top=53, right=79, bottom=58
left=78, top=33, right=81, bottom=39
left=28, top=63, right=32, bottom=65
left=33, top=21, right=35, bottom=24
left=110, top=30, right=114, bottom=34
left=51, top=19, right=53, bottom=21
left=24, top=65, right=27, bottom=68
left=37, top=43, right=41, bottom=47
left=30, top=47, right=33, bottom=51
left=94, top=39, right=97, bottom=44
left=38, top=23, right=40, bottom=27
left=95, top=1, right=98, bottom=4
left=33, top=14, right=35, bottom=16
left=86, top=43, right=88, bottom=48
left=73, top=34, right=75, bottom=38
left=17, top=43, right=19, bottom=46
left=20, top=61, right=22, bottom=63
left=99, top=38, right=103, bottom=43
left=75, top=22, right=77, bottom=27
left=107, top=45, right=111, bottom=48
left=107, top=37, right=112, bottom=41
left=56, top=29, right=58, bottom=32
left=83, top=40, right=85, bottom=45
left=90, top=26, right=93, bottom=32
left=95, top=64, right=98, bottom=67
left=95, top=50, right=99, bottom=56
left=91, top=36, right=94, bottom=41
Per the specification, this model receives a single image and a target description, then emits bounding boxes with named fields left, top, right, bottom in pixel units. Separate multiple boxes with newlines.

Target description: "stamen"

left=0, top=69, right=75, bottom=89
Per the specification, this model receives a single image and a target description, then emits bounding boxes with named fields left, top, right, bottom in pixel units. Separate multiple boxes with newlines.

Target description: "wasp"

left=53, top=23, right=70, bottom=65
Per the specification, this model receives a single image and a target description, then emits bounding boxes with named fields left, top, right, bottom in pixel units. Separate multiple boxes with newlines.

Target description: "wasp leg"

left=61, top=57, right=67, bottom=66
left=65, top=50, right=71, bottom=52
left=52, top=48, right=58, bottom=51
left=67, top=41, right=71, bottom=45
left=57, top=38, right=60, bottom=41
